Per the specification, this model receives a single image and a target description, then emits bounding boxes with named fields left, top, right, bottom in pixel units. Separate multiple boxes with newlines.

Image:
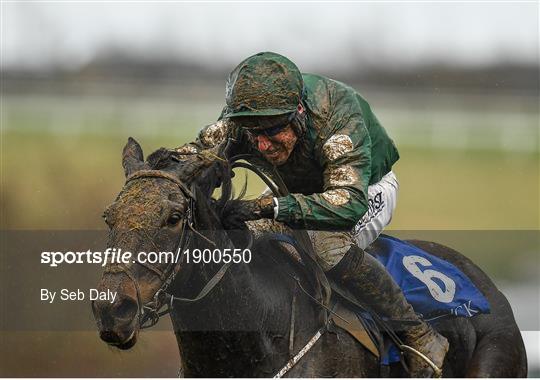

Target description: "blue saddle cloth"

left=265, top=232, right=490, bottom=364
left=372, top=234, right=490, bottom=364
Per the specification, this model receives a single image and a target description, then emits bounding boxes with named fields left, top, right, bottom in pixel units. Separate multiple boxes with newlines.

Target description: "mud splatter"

left=308, top=230, right=353, bottom=271
left=224, top=53, right=302, bottom=116
left=321, top=189, right=350, bottom=206
left=109, top=179, right=178, bottom=232
left=200, top=121, right=229, bottom=147
left=175, top=144, right=199, bottom=158
left=326, top=165, right=357, bottom=187
left=322, top=135, right=353, bottom=161
left=246, top=218, right=291, bottom=239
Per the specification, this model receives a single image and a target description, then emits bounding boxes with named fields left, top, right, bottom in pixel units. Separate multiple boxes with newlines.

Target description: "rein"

left=229, top=158, right=336, bottom=377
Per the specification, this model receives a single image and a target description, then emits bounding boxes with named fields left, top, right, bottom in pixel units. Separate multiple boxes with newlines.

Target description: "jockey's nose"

left=256, top=135, right=273, bottom=152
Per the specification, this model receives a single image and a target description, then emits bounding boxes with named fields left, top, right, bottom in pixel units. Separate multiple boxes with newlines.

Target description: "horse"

left=92, top=137, right=527, bottom=377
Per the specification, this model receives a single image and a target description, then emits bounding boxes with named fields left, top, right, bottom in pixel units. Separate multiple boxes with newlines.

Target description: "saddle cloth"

left=372, top=234, right=491, bottom=364
left=268, top=233, right=491, bottom=365
left=373, top=234, right=490, bottom=321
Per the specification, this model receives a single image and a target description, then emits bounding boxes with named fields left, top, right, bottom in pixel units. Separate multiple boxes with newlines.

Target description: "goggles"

left=245, top=123, right=290, bottom=138
left=242, top=111, right=296, bottom=138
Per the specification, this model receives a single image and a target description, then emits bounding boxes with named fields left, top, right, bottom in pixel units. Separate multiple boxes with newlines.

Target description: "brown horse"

left=92, top=138, right=527, bottom=377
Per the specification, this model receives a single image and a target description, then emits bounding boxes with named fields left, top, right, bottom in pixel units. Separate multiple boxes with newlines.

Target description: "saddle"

left=259, top=233, right=385, bottom=360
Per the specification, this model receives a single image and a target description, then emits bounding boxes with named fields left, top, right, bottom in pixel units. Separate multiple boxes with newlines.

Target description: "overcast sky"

left=2, top=2, right=538, bottom=72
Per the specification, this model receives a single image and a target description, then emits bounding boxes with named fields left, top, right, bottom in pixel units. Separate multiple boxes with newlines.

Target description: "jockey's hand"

left=221, top=196, right=274, bottom=229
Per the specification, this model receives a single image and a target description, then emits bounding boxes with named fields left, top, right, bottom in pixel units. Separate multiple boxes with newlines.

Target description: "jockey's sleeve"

left=174, top=108, right=249, bottom=157
left=275, top=112, right=372, bottom=230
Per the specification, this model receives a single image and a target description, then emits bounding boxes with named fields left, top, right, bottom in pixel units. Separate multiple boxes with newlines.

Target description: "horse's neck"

left=171, top=241, right=327, bottom=377
left=170, top=191, right=321, bottom=376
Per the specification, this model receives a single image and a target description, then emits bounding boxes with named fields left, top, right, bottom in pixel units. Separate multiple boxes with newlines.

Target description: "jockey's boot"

left=328, top=245, right=449, bottom=378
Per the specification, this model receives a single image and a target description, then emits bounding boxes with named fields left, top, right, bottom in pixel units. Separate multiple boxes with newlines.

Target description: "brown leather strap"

left=126, top=170, right=194, bottom=198
left=136, top=261, right=166, bottom=280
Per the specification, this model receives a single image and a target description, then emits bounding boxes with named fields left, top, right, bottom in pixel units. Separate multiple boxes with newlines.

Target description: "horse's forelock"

left=140, top=146, right=235, bottom=216
left=146, top=148, right=177, bottom=170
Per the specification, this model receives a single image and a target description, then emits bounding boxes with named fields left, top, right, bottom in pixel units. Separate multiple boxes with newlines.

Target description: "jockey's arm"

left=274, top=113, right=372, bottom=231
left=174, top=111, right=372, bottom=232
left=174, top=107, right=249, bottom=157
left=175, top=123, right=229, bottom=156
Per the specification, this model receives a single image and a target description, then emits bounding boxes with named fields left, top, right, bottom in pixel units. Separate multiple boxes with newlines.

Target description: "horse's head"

left=92, top=137, right=227, bottom=349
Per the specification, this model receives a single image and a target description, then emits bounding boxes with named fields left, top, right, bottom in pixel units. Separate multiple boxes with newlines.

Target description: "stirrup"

left=400, top=344, right=443, bottom=378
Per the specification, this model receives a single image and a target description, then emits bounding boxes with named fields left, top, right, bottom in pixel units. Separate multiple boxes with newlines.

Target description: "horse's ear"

left=122, top=137, right=145, bottom=177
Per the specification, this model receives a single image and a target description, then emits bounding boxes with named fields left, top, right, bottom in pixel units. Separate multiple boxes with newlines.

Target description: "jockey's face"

left=238, top=106, right=304, bottom=166
left=253, top=125, right=298, bottom=166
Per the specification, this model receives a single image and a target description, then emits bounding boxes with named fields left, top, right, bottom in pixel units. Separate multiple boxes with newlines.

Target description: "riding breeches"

left=247, top=171, right=399, bottom=271
left=353, top=170, right=399, bottom=250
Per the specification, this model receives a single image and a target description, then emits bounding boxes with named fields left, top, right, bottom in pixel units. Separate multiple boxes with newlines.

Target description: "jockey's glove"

left=221, top=196, right=274, bottom=229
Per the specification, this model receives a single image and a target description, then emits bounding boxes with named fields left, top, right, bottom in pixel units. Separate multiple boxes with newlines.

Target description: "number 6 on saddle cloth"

left=373, top=235, right=490, bottom=320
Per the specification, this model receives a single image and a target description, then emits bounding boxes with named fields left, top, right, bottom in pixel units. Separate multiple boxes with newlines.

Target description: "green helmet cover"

left=223, top=52, right=303, bottom=119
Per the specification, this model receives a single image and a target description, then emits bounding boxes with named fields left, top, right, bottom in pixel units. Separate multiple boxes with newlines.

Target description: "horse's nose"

left=92, top=294, right=139, bottom=334
left=94, top=294, right=138, bottom=320
left=112, top=295, right=139, bottom=320
left=100, top=329, right=123, bottom=344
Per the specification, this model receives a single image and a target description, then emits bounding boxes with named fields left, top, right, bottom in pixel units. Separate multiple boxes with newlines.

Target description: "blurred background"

left=1, top=2, right=538, bottom=377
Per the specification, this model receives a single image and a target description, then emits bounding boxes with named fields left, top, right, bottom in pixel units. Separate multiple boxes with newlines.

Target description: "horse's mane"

left=145, top=147, right=178, bottom=170
left=144, top=146, right=245, bottom=218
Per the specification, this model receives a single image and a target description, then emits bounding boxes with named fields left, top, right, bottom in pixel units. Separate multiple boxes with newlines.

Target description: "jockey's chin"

left=262, top=149, right=291, bottom=166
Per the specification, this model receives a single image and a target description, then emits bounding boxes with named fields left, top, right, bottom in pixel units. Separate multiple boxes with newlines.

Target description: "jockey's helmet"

left=223, top=52, right=303, bottom=120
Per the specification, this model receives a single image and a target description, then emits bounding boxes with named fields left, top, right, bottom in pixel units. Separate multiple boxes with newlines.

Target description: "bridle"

left=104, top=169, right=229, bottom=329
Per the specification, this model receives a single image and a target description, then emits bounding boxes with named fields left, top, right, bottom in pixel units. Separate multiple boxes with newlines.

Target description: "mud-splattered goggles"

left=242, top=111, right=296, bottom=138
left=245, top=123, right=290, bottom=138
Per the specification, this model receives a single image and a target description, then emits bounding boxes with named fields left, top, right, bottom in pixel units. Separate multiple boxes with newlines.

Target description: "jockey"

left=177, top=52, right=448, bottom=377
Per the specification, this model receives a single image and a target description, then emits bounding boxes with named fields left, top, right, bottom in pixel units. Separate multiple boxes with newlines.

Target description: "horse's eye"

left=167, top=213, right=182, bottom=226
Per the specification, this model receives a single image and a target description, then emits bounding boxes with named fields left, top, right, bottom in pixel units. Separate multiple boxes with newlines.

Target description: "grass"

left=391, top=147, right=539, bottom=230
